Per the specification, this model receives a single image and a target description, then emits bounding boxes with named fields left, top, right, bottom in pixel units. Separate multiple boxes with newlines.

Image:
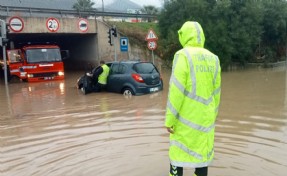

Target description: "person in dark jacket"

left=82, top=60, right=110, bottom=94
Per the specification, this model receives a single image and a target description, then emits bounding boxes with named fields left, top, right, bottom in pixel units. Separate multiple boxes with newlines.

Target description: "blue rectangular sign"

left=120, top=37, right=128, bottom=52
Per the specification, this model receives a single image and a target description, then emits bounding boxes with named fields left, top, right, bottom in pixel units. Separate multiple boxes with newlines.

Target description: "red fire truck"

left=1, top=44, right=68, bottom=82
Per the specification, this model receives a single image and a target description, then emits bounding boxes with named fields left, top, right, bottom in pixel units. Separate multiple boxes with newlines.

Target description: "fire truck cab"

left=2, top=44, right=68, bottom=82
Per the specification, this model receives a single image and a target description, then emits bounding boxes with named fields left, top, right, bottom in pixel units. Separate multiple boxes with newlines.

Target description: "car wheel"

left=77, top=83, right=83, bottom=89
left=122, top=87, right=134, bottom=97
left=81, top=87, right=87, bottom=95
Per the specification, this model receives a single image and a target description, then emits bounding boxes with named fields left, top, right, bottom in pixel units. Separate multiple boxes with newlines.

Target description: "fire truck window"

left=26, top=49, right=61, bottom=63
left=27, top=50, right=44, bottom=63
left=8, top=50, right=21, bottom=63
left=47, top=49, right=61, bottom=61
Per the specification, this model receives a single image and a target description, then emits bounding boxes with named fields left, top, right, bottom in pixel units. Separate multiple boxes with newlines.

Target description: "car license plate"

left=150, top=87, right=159, bottom=92
left=44, top=77, right=54, bottom=80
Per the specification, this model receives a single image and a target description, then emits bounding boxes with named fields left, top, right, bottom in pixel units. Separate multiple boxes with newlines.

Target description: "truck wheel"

left=8, top=76, right=21, bottom=83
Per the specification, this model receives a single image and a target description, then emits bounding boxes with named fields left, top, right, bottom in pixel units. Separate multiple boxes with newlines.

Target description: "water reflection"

left=0, top=68, right=287, bottom=176
left=214, top=67, right=287, bottom=176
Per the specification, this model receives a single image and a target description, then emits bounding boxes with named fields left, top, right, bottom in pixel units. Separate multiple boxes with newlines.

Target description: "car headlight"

left=27, top=74, right=34, bottom=78
left=58, top=71, right=64, bottom=76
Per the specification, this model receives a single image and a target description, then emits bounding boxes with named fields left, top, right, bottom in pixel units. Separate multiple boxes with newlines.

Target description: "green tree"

left=140, top=5, right=159, bottom=22
left=73, top=0, right=95, bottom=12
left=72, top=0, right=95, bottom=18
left=261, top=0, right=287, bottom=62
left=158, top=0, right=287, bottom=69
left=204, top=0, right=234, bottom=69
left=158, top=0, right=227, bottom=67
left=228, top=0, right=263, bottom=65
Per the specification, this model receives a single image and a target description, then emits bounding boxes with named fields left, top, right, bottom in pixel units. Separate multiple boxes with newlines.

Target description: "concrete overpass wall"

left=7, top=17, right=97, bottom=33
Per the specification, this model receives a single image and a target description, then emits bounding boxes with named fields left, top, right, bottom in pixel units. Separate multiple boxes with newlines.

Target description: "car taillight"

left=132, top=73, right=144, bottom=83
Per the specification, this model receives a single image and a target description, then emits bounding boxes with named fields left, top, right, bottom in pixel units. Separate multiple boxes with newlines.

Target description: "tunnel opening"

left=4, top=33, right=98, bottom=71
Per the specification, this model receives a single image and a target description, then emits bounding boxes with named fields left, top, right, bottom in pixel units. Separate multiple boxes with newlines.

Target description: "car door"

left=107, top=63, right=127, bottom=93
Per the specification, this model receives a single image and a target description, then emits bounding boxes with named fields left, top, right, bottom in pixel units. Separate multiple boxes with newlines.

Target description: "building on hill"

left=104, top=0, right=141, bottom=13
left=104, top=0, right=143, bottom=22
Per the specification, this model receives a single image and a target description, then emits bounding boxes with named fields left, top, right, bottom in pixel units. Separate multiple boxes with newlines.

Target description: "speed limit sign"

left=46, top=17, right=60, bottom=32
left=147, top=41, right=157, bottom=50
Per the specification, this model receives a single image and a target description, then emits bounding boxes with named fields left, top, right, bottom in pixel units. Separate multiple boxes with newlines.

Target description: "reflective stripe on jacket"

left=165, top=21, right=221, bottom=168
left=98, top=64, right=110, bottom=85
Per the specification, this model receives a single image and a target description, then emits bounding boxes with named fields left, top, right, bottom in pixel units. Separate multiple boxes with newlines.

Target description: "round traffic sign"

left=46, top=18, right=60, bottom=32
left=147, top=41, right=157, bottom=50
left=78, top=18, right=89, bottom=32
left=9, top=16, right=24, bottom=32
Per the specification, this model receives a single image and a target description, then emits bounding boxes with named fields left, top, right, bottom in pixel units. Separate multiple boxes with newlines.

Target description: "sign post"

left=112, top=26, right=117, bottom=61
left=145, top=29, right=158, bottom=64
left=0, top=19, right=8, bottom=85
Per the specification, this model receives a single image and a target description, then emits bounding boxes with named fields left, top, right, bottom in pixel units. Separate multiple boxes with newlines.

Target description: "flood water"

left=0, top=66, right=287, bottom=176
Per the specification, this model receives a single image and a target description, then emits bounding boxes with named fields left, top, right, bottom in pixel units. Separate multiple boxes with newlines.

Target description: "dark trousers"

left=170, top=164, right=208, bottom=176
left=83, top=75, right=106, bottom=94
left=93, top=82, right=106, bottom=92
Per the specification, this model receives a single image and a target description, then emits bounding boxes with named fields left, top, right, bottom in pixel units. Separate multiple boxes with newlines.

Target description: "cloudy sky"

left=93, top=0, right=163, bottom=7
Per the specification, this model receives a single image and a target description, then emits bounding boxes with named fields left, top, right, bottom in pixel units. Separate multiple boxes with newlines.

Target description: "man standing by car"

left=165, top=21, right=221, bottom=176
left=84, top=60, right=110, bottom=94
left=94, top=60, right=110, bottom=92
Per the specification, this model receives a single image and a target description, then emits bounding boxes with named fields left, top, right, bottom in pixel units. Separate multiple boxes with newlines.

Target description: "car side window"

left=111, top=64, right=126, bottom=74
left=134, top=63, right=158, bottom=74
left=118, top=64, right=126, bottom=74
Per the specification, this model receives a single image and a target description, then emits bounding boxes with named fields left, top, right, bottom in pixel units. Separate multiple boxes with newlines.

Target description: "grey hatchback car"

left=106, top=61, right=163, bottom=96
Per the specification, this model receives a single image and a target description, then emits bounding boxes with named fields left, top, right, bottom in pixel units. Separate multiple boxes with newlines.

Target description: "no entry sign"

left=78, top=18, right=89, bottom=32
left=9, top=16, right=24, bottom=32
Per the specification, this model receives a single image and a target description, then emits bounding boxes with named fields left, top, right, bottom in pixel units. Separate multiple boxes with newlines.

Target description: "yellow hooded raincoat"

left=165, top=21, right=221, bottom=168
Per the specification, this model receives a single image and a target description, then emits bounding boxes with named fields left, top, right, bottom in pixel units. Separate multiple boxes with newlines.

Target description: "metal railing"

left=0, top=5, right=157, bottom=19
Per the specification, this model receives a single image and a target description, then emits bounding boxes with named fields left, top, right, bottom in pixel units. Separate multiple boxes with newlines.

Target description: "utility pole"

left=0, top=19, right=8, bottom=85
left=111, top=26, right=117, bottom=61
left=102, top=0, right=104, bottom=12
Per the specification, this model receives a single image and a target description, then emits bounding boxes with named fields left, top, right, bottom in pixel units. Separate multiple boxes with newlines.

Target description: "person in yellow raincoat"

left=165, top=21, right=221, bottom=176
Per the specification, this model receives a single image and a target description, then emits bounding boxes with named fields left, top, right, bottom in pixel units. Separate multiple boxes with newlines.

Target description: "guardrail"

left=0, top=5, right=157, bottom=18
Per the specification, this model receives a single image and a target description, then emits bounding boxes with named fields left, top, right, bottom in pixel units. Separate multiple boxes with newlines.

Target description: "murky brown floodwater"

left=1, top=66, right=287, bottom=176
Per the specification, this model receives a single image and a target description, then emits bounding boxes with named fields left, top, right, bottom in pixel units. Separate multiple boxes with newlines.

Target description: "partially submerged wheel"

left=8, top=76, right=21, bottom=83
left=122, top=87, right=134, bottom=97
left=81, top=87, right=87, bottom=95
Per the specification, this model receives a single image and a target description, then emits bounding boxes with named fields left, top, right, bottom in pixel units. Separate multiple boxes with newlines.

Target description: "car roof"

left=107, top=61, right=154, bottom=65
left=107, top=61, right=138, bottom=64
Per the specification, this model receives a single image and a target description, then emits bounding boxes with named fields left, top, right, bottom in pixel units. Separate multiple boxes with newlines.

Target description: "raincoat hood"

left=178, top=21, right=205, bottom=48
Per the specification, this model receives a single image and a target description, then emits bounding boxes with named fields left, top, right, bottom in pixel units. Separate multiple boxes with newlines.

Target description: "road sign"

left=147, top=40, right=157, bottom=50
left=78, top=18, right=88, bottom=32
left=9, top=16, right=24, bottom=32
left=46, top=17, right=60, bottom=32
left=120, top=37, right=128, bottom=52
left=145, top=29, right=158, bottom=41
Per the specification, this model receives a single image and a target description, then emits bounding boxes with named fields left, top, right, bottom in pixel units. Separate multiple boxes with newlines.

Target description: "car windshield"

left=133, top=63, right=158, bottom=74
left=26, top=48, right=61, bottom=63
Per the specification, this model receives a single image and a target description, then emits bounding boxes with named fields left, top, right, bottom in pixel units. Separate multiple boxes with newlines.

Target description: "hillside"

left=107, top=21, right=160, bottom=53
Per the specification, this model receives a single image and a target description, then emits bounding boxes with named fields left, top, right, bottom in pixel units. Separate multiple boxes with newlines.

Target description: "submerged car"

left=77, top=61, right=163, bottom=96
